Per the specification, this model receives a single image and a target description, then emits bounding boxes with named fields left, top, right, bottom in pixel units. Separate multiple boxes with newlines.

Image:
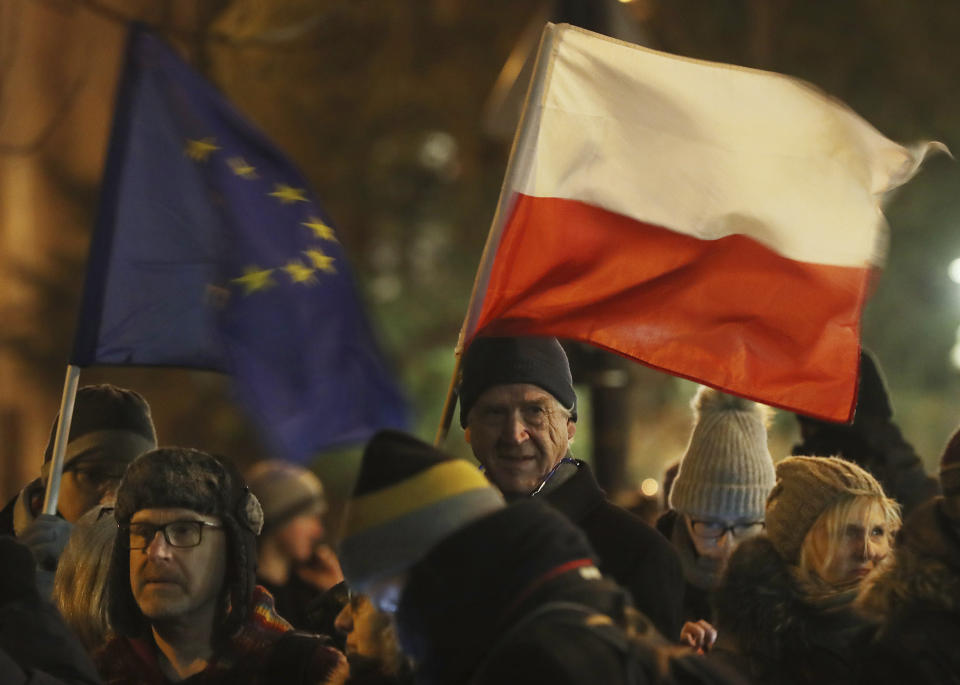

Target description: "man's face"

left=128, top=507, right=227, bottom=624
left=465, top=383, right=576, bottom=498
left=58, top=454, right=129, bottom=522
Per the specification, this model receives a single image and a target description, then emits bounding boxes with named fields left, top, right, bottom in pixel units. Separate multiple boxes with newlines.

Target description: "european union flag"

left=72, top=26, right=410, bottom=462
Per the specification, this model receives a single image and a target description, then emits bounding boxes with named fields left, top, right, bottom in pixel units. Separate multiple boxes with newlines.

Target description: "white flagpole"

left=42, top=365, right=81, bottom=515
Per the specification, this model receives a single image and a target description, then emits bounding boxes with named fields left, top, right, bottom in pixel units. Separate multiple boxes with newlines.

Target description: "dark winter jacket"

left=395, top=500, right=741, bottom=685
left=710, top=536, right=875, bottom=685
left=541, top=460, right=685, bottom=640
left=856, top=498, right=960, bottom=684
left=0, top=536, right=102, bottom=685
left=94, top=587, right=344, bottom=685
left=655, top=510, right=714, bottom=625
left=395, top=500, right=635, bottom=685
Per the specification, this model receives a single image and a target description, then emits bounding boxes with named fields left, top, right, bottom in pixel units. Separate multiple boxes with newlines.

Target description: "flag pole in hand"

left=42, top=365, right=81, bottom=515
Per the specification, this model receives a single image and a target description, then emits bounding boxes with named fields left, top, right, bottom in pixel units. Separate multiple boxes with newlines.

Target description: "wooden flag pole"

left=42, top=365, right=81, bottom=515
left=434, top=353, right=462, bottom=447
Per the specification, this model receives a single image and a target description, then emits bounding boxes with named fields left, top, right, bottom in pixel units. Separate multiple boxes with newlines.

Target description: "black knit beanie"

left=458, top=336, right=577, bottom=428
left=42, top=384, right=156, bottom=476
left=108, top=447, right=263, bottom=642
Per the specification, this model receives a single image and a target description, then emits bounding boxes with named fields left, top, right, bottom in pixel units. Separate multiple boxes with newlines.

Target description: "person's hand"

left=297, top=544, right=344, bottom=592
left=19, top=514, right=73, bottom=572
left=19, top=514, right=73, bottom=598
left=680, top=619, right=717, bottom=654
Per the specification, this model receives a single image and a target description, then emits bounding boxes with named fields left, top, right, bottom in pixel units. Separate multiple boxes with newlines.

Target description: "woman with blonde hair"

left=51, top=504, right=117, bottom=653
left=708, top=456, right=900, bottom=684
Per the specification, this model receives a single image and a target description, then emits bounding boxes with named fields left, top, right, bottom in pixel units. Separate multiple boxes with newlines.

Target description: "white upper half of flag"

left=506, top=23, right=946, bottom=268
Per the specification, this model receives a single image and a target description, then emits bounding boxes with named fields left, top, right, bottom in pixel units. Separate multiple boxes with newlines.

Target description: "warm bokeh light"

left=640, top=478, right=659, bottom=497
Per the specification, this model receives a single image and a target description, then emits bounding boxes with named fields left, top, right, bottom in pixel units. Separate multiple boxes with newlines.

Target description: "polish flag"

left=460, top=23, right=943, bottom=422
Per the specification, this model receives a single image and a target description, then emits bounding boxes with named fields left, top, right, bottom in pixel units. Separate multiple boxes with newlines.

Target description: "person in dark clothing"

left=246, top=460, right=343, bottom=630
left=0, top=535, right=103, bottom=685
left=656, top=387, right=775, bottom=641
left=856, top=425, right=960, bottom=684
left=0, top=385, right=157, bottom=598
left=458, top=335, right=684, bottom=639
left=338, top=430, right=747, bottom=685
left=95, top=447, right=345, bottom=685
left=710, top=456, right=900, bottom=685
left=792, top=348, right=939, bottom=516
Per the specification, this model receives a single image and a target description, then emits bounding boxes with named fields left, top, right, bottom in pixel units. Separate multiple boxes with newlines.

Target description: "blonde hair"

left=797, top=494, right=901, bottom=587
left=52, top=505, right=118, bottom=652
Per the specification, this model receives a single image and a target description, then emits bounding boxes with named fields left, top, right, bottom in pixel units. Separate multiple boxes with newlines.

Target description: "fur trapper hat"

left=108, top=447, right=263, bottom=642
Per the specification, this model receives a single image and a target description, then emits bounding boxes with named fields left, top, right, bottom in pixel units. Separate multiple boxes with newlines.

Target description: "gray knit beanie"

left=669, top=387, right=775, bottom=521
left=246, top=460, right=326, bottom=536
left=765, top=455, right=886, bottom=565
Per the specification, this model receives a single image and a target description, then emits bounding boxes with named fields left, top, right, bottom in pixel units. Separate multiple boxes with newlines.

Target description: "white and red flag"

left=460, top=23, right=944, bottom=422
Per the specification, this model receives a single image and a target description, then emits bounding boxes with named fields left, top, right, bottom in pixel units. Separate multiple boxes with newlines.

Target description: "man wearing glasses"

left=0, top=384, right=157, bottom=596
left=96, top=447, right=346, bottom=684
left=656, top=386, right=775, bottom=651
left=458, top=335, right=684, bottom=642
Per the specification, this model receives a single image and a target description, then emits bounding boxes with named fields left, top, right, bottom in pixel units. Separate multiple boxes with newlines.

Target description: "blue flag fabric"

left=72, top=26, right=410, bottom=462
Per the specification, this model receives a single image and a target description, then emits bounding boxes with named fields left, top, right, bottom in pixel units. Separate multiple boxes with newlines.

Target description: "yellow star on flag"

left=227, top=157, right=258, bottom=179
left=269, top=183, right=308, bottom=204
left=302, top=217, right=338, bottom=242
left=282, top=260, right=317, bottom=285
left=304, top=249, right=336, bottom=273
left=185, top=137, right=220, bottom=161
left=232, top=266, right=275, bottom=294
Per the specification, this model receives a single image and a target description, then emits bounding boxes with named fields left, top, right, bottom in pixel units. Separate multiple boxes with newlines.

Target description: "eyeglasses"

left=122, top=520, right=223, bottom=550
left=690, top=519, right=765, bottom=540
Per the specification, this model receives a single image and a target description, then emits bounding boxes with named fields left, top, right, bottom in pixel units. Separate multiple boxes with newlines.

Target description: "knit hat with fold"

left=765, top=456, right=886, bottom=565
left=41, top=384, right=156, bottom=481
left=458, top=336, right=577, bottom=428
left=339, top=430, right=505, bottom=593
left=669, top=387, right=775, bottom=522
left=246, top=460, right=326, bottom=535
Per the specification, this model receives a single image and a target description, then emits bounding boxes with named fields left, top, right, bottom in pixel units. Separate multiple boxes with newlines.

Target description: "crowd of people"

left=0, top=335, right=956, bottom=685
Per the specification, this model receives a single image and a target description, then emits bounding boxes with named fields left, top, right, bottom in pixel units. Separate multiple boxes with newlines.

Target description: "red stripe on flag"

left=472, top=194, right=868, bottom=422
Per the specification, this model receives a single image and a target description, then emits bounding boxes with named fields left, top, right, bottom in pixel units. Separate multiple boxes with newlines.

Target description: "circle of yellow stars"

left=184, top=136, right=340, bottom=297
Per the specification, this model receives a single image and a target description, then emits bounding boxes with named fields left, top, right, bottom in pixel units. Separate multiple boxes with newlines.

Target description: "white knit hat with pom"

left=669, top=387, right=775, bottom=521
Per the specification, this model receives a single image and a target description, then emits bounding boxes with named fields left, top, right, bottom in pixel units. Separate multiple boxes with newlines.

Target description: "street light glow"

left=948, top=258, right=960, bottom=284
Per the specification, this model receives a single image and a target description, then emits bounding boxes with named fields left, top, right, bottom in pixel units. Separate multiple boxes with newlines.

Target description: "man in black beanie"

left=459, top=336, right=684, bottom=641
left=0, top=384, right=158, bottom=596
left=96, top=447, right=345, bottom=684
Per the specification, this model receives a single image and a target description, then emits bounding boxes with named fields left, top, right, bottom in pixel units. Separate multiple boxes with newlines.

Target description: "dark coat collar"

left=538, top=459, right=605, bottom=523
